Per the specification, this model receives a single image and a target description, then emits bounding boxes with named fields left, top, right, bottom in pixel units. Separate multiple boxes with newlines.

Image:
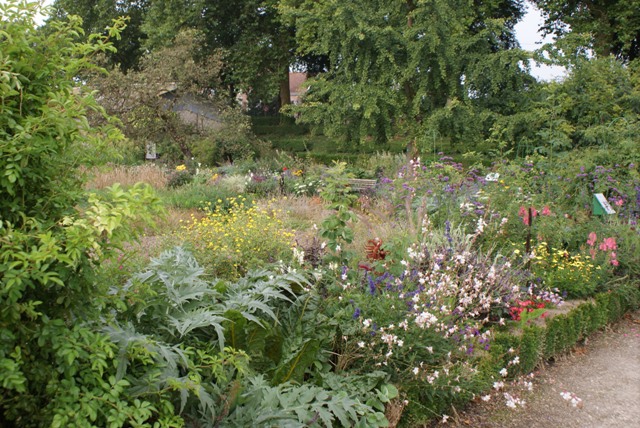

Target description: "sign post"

left=592, top=193, right=616, bottom=216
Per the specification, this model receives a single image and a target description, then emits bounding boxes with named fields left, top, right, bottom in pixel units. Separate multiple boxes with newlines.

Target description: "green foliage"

left=226, top=375, right=391, bottom=427
left=109, top=246, right=393, bottom=426
left=142, top=0, right=294, bottom=106
left=51, top=0, right=149, bottom=71
left=280, top=0, right=532, bottom=146
left=85, top=28, right=265, bottom=164
left=489, top=57, right=640, bottom=155
left=319, top=162, right=358, bottom=264
left=0, top=2, right=165, bottom=425
left=533, top=0, right=640, bottom=61
left=167, top=170, right=194, bottom=188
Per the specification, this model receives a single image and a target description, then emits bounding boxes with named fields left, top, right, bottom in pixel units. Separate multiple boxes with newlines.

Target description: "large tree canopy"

left=279, top=0, right=534, bottom=146
left=533, top=0, right=640, bottom=62
left=143, top=0, right=297, bottom=106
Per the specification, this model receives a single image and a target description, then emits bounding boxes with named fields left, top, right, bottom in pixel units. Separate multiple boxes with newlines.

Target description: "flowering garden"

left=1, top=2, right=639, bottom=427
left=77, top=151, right=638, bottom=427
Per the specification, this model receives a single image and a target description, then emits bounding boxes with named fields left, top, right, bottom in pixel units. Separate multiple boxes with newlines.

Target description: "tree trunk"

left=279, top=66, right=291, bottom=109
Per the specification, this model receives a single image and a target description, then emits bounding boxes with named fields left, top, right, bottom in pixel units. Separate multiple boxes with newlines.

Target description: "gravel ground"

left=430, top=310, right=640, bottom=428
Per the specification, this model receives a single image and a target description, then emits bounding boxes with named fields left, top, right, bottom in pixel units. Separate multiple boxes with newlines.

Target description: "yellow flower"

left=176, top=164, right=187, bottom=171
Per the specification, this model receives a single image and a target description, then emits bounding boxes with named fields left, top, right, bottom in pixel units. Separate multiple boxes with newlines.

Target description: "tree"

left=278, top=0, right=534, bottom=147
left=486, top=56, right=640, bottom=156
left=143, top=0, right=296, bottom=108
left=533, top=0, right=640, bottom=62
left=0, top=2, right=164, bottom=425
left=88, top=28, right=261, bottom=164
left=50, top=0, right=150, bottom=71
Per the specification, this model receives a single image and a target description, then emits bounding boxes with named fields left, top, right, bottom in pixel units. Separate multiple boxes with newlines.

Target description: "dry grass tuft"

left=350, top=198, right=402, bottom=259
left=86, top=163, right=169, bottom=189
left=384, top=398, right=407, bottom=428
left=157, top=207, right=206, bottom=233
left=263, top=194, right=403, bottom=262
left=261, top=195, right=330, bottom=233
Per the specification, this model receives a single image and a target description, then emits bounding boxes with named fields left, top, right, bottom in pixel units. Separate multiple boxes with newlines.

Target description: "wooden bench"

left=348, top=178, right=377, bottom=191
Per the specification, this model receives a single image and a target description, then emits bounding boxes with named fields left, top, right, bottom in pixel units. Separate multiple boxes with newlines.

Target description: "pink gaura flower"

left=541, top=206, right=551, bottom=216
left=587, top=232, right=597, bottom=247
left=615, top=199, right=624, bottom=207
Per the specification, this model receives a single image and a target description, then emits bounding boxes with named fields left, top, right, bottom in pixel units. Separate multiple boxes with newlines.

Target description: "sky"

left=33, top=0, right=565, bottom=81
left=514, top=2, right=567, bottom=81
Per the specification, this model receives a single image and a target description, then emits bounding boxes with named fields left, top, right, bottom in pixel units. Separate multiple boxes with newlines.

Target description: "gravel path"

left=431, top=311, right=640, bottom=428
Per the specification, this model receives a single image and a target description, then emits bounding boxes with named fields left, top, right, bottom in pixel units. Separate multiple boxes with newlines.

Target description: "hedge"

left=406, top=283, right=640, bottom=426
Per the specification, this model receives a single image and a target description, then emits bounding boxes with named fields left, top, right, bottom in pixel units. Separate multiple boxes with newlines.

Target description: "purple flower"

left=445, top=220, right=453, bottom=246
left=367, top=274, right=376, bottom=295
left=352, top=307, right=361, bottom=319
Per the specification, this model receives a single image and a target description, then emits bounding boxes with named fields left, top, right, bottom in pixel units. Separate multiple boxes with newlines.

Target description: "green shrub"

left=0, top=4, right=164, bottom=425
left=159, top=182, right=245, bottom=210
left=167, top=170, right=193, bottom=188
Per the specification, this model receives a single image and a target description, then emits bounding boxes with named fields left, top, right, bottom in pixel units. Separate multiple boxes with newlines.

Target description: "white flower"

left=357, top=341, right=365, bottom=348
left=485, top=172, right=500, bottom=182
left=412, top=367, right=419, bottom=375
left=426, top=346, right=433, bottom=354
left=500, top=368, right=508, bottom=377
left=481, top=395, right=491, bottom=402
left=293, top=247, right=305, bottom=265
left=560, top=391, right=582, bottom=408
left=335, top=244, right=341, bottom=252
left=442, top=414, right=449, bottom=424
left=493, top=381, right=504, bottom=390
left=504, top=393, right=525, bottom=409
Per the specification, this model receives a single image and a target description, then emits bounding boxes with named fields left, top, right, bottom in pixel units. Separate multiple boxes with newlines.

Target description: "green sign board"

left=593, top=193, right=616, bottom=216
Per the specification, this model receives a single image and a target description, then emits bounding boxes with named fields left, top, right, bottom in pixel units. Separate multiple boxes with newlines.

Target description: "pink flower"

left=611, top=259, right=619, bottom=266
left=587, top=232, right=597, bottom=247
left=603, top=237, right=617, bottom=251
left=615, top=199, right=624, bottom=207
left=541, top=206, right=551, bottom=216
left=518, top=206, right=527, bottom=217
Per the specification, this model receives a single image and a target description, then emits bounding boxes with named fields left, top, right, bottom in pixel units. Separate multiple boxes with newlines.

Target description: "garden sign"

left=592, top=193, right=616, bottom=216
